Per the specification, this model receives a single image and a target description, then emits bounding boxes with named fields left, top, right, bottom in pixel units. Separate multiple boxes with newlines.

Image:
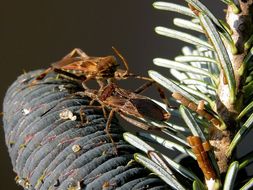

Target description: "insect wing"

left=54, top=57, right=98, bottom=76
left=103, top=96, right=128, bottom=108
left=51, top=57, right=82, bottom=68
left=95, top=56, right=119, bottom=69
left=62, top=60, right=98, bottom=73
left=103, top=96, right=144, bottom=118
left=130, top=98, right=169, bottom=121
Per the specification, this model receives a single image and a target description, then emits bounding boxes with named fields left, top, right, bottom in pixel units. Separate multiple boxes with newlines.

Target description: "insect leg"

left=82, top=88, right=109, bottom=120
left=79, top=106, right=87, bottom=125
left=105, top=109, right=118, bottom=155
left=30, top=68, right=54, bottom=86
left=55, top=73, right=83, bottom=83
left=130, top=75, right=154, bottom=82
left=119, top=113, right=161, bottom=131
left=101, top=105, right=108, bottom=119
left=155, top=84, right=176, bottom=109
left=148, top=150, right=175, bottom=177
left=134, top=81, right=155, bottom=94
left=79, top=105, right=105, bottom=125
left=63, top=48, right=88, bottom=59
left=81, top=81, right=90, bottom=91
left=134, top=81, right=175, bottom=110
left=96, top=79, right=106, bottom=89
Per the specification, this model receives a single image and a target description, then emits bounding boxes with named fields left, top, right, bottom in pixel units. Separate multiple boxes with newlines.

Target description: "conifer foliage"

left=124, top=1, right=253, bottom=189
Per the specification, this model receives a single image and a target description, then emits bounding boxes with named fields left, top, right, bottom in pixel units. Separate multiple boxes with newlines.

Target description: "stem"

left=213, top=0, right=253, bottom=173
left=218, top=0, right=253, bottom=123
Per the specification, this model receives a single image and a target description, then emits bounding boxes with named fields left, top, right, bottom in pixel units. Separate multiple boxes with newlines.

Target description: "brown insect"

left=33, top=48, right=121, bottom=87
left=79, top=83, right=170, bottom=147
left=32, top=47, right=153, bottom=89
left=172, top=92, right=221, bottom=127
left=187, top=136, right=216, bottom=180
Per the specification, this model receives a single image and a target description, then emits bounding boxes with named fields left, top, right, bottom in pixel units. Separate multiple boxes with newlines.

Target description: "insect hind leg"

left=134, top=81, right=154, bottom=94
left=134, top=81, right=175, bottom=110
left=155, top=84, right=177, bottom=109
left=29, top=67, right=54, bottom=86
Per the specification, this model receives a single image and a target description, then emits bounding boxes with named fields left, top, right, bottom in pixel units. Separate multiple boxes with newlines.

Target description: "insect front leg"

left=79, top=106, right=87, bottom=125
left=88, top=101, right=107, bottom=119
left=82, top=89, right=108, bottom=119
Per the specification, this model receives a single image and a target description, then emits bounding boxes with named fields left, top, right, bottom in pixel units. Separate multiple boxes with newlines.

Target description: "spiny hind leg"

left=155, top=84, right=176, bottom=109
left=134, top=81, right=155, bottom=94
left=134, top=81, right=175, bottom=110
left=30, top=67, right=53, bottom=86
left=119, top=113, right=160, bottom=131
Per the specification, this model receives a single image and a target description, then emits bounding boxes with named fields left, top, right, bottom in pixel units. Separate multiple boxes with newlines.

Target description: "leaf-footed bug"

left=32, top=47, right=164, bottom=92
left=77, top=83, right=170, bottom=153
left=32, top=48, right=119, bottom=88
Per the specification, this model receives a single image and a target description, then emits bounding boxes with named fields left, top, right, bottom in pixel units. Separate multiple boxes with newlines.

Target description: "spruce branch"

left=144, top=0, right=253, bottom=189
left=217, top=0, right=253, bottom=123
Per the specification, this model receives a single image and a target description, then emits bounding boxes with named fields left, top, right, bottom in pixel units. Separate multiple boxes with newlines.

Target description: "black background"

left=0, top=1, right=231, bottom=189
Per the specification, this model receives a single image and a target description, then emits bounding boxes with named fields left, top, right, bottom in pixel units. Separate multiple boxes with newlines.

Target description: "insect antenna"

left=112, top=46, right=129, bottom=76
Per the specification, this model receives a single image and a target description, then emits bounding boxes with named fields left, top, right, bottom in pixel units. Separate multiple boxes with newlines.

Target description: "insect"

left=172, top=92, right=221, bottom=127
left=78, top=83, right=170, bottom=148
left=34, top=47, right=151, bottom=86
left=187, top=136, right=216, bottom=180
left=33, top=48, right=121, bottom=87
left=33, top=46, right=159, bottom=91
